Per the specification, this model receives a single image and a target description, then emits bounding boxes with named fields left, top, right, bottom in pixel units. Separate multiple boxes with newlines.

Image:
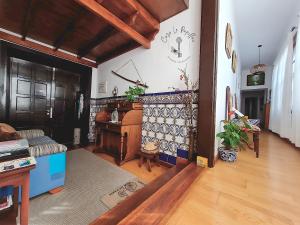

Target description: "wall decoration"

left=247, top=71, right=265, bottom=86
left=225, top=23, right=233, bottom=59
left=161, top=25, right=196, bottom=64
left=231, top=50, right=237, bottom=73
left=111, top=59, right=148, bottom=88
left=98, top=81, right=107, bottom=93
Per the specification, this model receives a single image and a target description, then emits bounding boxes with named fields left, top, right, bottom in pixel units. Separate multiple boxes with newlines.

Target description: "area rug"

left=101, top=178, right=145, bottom=209
left=19, top=149, right=142, bottom=225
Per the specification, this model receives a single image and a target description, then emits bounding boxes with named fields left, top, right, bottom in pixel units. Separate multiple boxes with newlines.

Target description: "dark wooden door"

left=241, top=89, right=267, bottom=127
left=9, top=58, right=80, bottom=145
left=51, top=68, right=80, bottom=144
left=9, top=58, right=52, bottom=132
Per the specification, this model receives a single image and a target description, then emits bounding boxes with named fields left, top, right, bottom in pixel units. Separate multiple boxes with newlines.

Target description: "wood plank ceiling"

left=0, top=0, right=189, bottom=67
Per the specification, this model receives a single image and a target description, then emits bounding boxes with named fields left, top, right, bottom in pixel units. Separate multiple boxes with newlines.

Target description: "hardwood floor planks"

left=161, top=131, right=300, bottom=225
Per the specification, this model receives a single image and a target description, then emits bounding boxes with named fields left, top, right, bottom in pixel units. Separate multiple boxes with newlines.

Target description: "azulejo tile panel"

left=141, top=103, right=197, bottom=157
left=88, top=91, right=198, bottom=164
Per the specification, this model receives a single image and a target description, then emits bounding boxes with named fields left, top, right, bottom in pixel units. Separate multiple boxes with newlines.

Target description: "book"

left=0, top=195, right=12, bottom=211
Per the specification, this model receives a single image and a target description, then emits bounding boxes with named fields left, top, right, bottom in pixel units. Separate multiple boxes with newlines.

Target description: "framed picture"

left=232, top=50, right=237, bottom=73
left=225, top=23, right=233, bottom=59
left=247, top=71, right=265, bottom=86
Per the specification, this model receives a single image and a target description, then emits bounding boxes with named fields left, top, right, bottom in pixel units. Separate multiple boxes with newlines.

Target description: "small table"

left=138, top=149, right=160, bottom=172
left=233, top=119, right=261, bottom=158
left=0, top=165, right=35, bottom=225
left=248, top=130, right=260, bottom=158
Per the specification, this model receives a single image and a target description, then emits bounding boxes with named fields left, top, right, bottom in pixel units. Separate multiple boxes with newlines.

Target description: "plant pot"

left=218, top=147, right=237, bottom=162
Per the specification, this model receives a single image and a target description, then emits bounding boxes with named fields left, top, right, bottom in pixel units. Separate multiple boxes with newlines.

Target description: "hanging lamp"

left=250, top=44, right=267, bottom=73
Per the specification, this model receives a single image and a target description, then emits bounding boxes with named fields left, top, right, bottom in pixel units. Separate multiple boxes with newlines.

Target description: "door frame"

left=196, top=0, right=219, bottom=168
left=240, top=88, right=268, bottom=126
left=0, top=41, right=92, bottom=144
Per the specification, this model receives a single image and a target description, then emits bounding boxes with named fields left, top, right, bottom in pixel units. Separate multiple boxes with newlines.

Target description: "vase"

left=218, top=147, right=237, bottom=162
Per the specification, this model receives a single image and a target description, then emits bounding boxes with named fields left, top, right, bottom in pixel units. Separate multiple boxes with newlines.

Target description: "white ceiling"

left=232, top=0, right=300, bottom=70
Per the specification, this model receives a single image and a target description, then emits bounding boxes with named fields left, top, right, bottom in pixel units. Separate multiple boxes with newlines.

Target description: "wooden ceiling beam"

left=21, top=0, right=38, bottom=40
left=96, top=41, right=140, bottom=64
left=75, top=0, right=151, bottom=49
left=0, top=30, right=97, bottom=68
left=53, top=9, right=83, bottom=51
left=78, top=26, right=117, bottom=58
left=125, top=0, right=160, bottom=31
left=77, top=12, right=139, bottom=58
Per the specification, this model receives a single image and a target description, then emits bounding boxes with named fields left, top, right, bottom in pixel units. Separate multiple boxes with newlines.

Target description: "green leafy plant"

left=216, top=120, right=249, bottom=150
left=125, top=86, right=145, bottom=102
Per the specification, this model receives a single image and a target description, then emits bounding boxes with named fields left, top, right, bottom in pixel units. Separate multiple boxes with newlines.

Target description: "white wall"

left=91, top=68, right=99, bottom=98
left=214, top=0, right=242, bottom=154
left=240, top=66, right=273, bottom=91
left=91, top=0, right=201, bottom=98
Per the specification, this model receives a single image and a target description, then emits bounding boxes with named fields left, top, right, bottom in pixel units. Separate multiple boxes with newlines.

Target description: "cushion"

left=144, top=142, right=158, bottom=151
left=0, top=124, right=21, bottom=142
left=28, top=136, right=57, bottom=147
left=0, top=130, right=21, bottom=142
left=141, top=142, right=159, bottom=154
left=26, top=135, right=67, bottom=157
left=0, top=123, right=16, bottom=133
left=28, top=143, right=67, bottom=157
left=17, top=129, right=45, bottom=139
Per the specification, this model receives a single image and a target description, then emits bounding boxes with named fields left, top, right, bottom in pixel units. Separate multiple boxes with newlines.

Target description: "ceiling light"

left=251, top=44, right=267, bottom=73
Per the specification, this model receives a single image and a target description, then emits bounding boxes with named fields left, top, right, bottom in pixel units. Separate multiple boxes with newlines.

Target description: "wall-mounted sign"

left=161, top=26, right=196, bottom=64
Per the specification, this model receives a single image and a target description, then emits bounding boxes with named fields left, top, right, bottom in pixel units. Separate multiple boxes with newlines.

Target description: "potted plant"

left=125, top=86, right=145, bottom=102
left=216, top=120, right=249, bottom=162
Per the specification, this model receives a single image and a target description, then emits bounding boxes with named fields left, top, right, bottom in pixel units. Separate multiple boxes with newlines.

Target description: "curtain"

left=291, top=17, right=300, bottom=147
left=280, top=32, right=294, bottom=139
left=269, top=32, right=294, bottom=140
left=269, top=44, right=289, bottom=134
left=270, top=15, right=300, bottom=147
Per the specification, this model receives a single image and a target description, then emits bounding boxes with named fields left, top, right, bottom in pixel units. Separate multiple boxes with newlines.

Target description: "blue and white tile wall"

left=89, top=91, right=198, bottom=165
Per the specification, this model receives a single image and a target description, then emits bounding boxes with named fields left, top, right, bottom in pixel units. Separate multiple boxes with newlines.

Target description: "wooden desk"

left=94, top=101, right=143, bottom=165
left=0, top=165, right=35, bottom=225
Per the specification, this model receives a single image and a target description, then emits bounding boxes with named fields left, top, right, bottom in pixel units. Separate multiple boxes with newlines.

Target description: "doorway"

left=0, top=42, right=92, bottom=146
left=241, top=89, right=267, bottom=127
left=9, top=57, right=82, bottom=145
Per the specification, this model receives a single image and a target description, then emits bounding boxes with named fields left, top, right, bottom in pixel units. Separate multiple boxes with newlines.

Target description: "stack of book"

left=0, top=194, right=12, bottom=211
left=0, top=139, right=30, bottom=163
left=0, top=139, right=36, bottom=212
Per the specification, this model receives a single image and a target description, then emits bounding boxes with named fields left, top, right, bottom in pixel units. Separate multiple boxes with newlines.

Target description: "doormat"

left=101, top=178, right=145, bottom=209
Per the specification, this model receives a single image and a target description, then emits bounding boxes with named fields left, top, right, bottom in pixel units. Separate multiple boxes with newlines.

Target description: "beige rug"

left=101, top=178, right=145, bottom=209
left=19, top=149, right=142, bottom=225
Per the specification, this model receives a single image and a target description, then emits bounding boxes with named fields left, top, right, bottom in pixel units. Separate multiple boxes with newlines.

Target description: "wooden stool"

left=138, top=149, right=160, bottom=172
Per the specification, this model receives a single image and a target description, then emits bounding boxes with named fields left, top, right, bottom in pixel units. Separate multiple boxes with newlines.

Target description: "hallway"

left=162, top=132, right=300, bottom=225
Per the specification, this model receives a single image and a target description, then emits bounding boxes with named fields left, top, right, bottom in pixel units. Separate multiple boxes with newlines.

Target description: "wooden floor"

left=85, top=146, right=168, bottom=183
left=160, top=131, right=300, bottom=225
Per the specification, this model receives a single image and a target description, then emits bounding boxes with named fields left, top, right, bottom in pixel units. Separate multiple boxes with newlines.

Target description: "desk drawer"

left=105, top=124, right=121, bottom=133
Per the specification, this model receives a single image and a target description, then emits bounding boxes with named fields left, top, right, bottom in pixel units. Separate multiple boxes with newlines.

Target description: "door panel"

left=9, top=58, right=81, bottom=145
left=51, top=69, right=80, bottom=145
left=10, top=58, right=52, bottom=132
left=17, top=80, right=31, bottom=95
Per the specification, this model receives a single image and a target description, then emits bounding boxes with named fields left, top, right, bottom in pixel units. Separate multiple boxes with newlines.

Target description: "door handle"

left=46, top=107, right=53, bottom=119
